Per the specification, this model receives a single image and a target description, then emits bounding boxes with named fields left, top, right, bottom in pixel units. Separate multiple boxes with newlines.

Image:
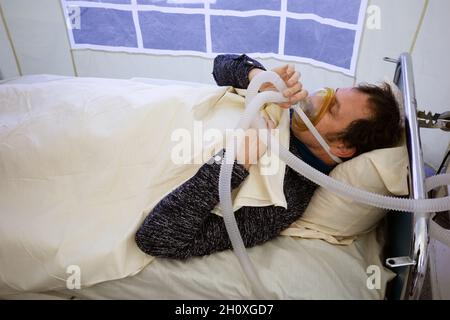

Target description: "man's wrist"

left=248, top=68, right=264, bottom=83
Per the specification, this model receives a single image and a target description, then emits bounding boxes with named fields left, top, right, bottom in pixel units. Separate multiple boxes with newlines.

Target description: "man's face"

left=295, top=87, right=372, bottom=151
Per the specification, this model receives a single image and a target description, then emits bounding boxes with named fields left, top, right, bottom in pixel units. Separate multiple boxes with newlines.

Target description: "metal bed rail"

left=386, top=52, right=430, bottom=300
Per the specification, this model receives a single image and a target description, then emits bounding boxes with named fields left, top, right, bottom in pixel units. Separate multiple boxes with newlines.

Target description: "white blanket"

left=0, top=77, right=290, bottom=295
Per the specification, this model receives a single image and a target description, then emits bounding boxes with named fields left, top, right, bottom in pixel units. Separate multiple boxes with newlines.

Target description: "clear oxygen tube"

left=218, top=71, right=450, bottom=298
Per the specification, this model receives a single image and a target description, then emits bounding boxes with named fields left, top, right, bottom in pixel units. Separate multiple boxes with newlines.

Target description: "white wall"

left=411, top=0, right=450, bottom=169
left=0, top=3, right=19, bottom=79
left=0, top=0, right=75, bottom=76
left=73, top=50, right=215, bottom=83
left=0, top=0, right=448, bottom=167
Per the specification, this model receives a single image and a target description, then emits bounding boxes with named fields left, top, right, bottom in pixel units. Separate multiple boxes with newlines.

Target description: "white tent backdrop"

left=0, top=0, right=449, bottom=168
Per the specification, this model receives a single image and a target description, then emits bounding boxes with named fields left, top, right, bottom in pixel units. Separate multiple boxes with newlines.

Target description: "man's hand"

left=248, top=64, right=308, bottom=109
left=236, top=118, right=276, bottom=170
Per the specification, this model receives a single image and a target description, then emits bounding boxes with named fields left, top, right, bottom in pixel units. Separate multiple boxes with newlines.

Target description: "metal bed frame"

left=384, top=52, right=430, bottom=300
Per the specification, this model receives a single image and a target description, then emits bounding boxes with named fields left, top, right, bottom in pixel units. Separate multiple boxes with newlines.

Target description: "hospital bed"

left=0, top=53, right=441, bottom=300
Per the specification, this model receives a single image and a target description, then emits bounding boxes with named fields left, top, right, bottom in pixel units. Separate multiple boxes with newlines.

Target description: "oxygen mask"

left=292, top=87, right=336, bottom=132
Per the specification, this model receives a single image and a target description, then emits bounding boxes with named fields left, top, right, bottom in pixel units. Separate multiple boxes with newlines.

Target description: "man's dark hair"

left=330, top=82, right=403, bottom=158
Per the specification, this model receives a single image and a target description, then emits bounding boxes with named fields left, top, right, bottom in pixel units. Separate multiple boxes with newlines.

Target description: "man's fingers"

left=281, top=64, right=295, bottom=82
left=267, top=64, right=305, bottom=108
left=273, top=64, right=294, bottom=81
left=285, top=64, right=295, bottom=79
left=271, top=65, right=286, bottom=77
left=287, top=71, right=300, bottom=87
left=282, top=78, right=309, bottom=103
left=283, top=82, right=302, bottom=98
left=289, top=89, right=309, bottom=103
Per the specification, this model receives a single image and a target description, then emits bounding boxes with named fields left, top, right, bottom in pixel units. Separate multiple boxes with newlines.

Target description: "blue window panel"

left=139, top=11, right=206, bottom=51
left=66, top=0, right=131, bottom=4
left=284, top=19, right=355, bottom=69
left=287, top=0, right=362, bottom=24
left=73, top=7, right=137, bottom=47
left=210, top=0, right=281, bottom=11
left=137, top=0, right=203, bottom=8
left=211, top=16, right=279, bottom=54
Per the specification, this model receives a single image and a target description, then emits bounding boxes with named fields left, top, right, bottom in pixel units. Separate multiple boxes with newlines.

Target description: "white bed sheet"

left=71, top=229, right=394, bottom=300
left=1, top=74, right=395, bottom=300
left=6, top=227, right=394, bottom=300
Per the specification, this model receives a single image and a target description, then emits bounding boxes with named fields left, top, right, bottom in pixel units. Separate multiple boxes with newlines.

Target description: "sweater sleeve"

left=135, top=150, right=249, bottom=258
left=212, top=54, right=266, bottom=89
left=135, top=150, right=315, bottom=260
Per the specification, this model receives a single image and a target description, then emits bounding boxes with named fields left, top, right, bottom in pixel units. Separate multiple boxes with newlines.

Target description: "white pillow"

left=281, top=145, right=409, bottom=244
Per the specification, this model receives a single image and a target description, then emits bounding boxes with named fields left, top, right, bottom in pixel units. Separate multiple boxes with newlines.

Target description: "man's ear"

left=330, top=141, right=356, bottom=159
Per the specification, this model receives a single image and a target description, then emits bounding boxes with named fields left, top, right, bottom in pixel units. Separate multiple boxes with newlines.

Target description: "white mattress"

left=1, top=74, right=395, bottom=300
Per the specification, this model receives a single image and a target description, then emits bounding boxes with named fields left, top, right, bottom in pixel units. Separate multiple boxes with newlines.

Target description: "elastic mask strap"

left=292, top=104, right=343, bottom=164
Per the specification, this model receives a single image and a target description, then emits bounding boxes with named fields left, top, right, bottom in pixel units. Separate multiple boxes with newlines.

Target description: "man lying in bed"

left=135, top=54, right=403, bottom=259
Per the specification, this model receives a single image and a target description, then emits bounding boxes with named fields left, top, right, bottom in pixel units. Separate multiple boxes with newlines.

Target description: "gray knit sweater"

left=135, top=54, right=318, bottom=259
